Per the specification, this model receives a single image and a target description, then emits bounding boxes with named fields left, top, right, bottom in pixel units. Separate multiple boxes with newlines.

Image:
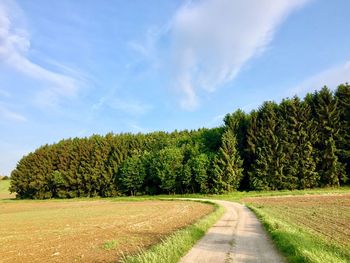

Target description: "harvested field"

left=0, top=200, right=214, bottom=263
left=243, top=194, right=350, bottom=248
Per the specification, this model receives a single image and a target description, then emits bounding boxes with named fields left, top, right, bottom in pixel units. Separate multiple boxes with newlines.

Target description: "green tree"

left=150, top=147, right=184, bottom=194
left=279, top=97, right=319, bottom=189
left=248, top=102, right=287, bottom=190
left=335, top=84, right=350, bottom=180
left=118, top=154, right=146, bottom=196
left=312, top=87, right=346, bottom=185
left=213, top=130, right=243, bottom=192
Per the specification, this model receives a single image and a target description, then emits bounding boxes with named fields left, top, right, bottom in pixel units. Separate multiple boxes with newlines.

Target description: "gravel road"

left=180, top=200, right=285, bottom=263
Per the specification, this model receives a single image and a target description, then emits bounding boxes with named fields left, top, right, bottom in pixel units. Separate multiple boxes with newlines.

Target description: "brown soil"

left=243, top=194, right=350, bottom=247
left=0, top=200, right=213, bottom=262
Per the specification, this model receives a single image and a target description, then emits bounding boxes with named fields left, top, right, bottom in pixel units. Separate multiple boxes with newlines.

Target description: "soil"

left=243, top=194, right=350, bottom=247
left=0, top=200, right=213, bottom=263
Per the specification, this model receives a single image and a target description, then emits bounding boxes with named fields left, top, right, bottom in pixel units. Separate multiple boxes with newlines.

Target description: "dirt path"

left=180, top=200, right=285, bottom=263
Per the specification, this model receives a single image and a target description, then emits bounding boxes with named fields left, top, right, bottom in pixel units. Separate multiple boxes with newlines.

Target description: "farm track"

left=180, top=200, right=285, bottom=263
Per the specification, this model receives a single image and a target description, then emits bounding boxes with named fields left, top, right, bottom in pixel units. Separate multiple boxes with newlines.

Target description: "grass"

left=0, top=179, right=14, bottom=199
left=121, top=201, right=224, bottom=263
left=245, top=194, right=350, bottom=263
left=188, top=186, right=350, bottom=202
left=102, top=240, right=119, bottom=250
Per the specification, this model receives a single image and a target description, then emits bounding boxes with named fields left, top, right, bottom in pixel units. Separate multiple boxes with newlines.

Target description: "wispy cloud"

left=92, top=95, right=152, bottom=116
left=130, top=0, right=310, bottom=110
left=0, top=1, right=82, bottom=106
left=110, top=98, right=152, bottom=115
left=169, top=0, right=310, bottom=109
left=290, top=61, right=350, bottom=96
left=0, top=105, right=27, bottom=122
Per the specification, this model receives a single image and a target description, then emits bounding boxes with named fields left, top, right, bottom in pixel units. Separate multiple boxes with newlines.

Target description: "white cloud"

left=169, top=0, right=310, bottom=109
left=0, top=105, right=27, bottom=122
left=128, top=0, right=311, bottom=110
left=0, top=1, right=81, bottom=105
left=290, top=61, right=350, bottom=96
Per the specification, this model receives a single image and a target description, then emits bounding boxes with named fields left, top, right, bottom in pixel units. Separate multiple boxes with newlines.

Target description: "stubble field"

left=0, top=199, right=213, bottom=263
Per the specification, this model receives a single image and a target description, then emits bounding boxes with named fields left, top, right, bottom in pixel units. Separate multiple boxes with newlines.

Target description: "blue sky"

left=1, top=0, right=350, bottom=175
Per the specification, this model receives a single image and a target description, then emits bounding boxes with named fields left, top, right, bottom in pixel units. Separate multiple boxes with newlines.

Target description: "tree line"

left=10, top=84, right=350, bottom=199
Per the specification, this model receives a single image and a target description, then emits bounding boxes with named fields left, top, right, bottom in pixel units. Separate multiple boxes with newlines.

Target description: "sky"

left=1, top=0, right=350, bottom=175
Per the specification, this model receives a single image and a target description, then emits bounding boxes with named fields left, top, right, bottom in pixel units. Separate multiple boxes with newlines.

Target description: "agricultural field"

left=244, top=194, right=350, bottom=263
left=0, top=199, right=214, bottom=263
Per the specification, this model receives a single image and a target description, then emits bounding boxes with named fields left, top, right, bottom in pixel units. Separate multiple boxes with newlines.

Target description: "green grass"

left=194, top=186, right=350, bottom=202
left=0, top=179, right=13, bottom=199
left=102, top=240, right=119, bottom=250
left=121, top=201, right=225, bottom=263
left=246, top=196, right=350, bottom=263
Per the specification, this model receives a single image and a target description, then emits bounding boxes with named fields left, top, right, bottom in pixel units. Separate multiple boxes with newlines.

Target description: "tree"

left=213, top=130, right=243, bottom=192
left=150, top=147, right=184, bottom=194
left=224, top=110, right=250, bottom=189
left=118, top=154, right=146, bottom=196
left=279, top=97, right=319, bottom=189
left=248, top=102, right=287, bottom=190
left=312, top=87, right=346, bottom=185
left=335, top=84, right=350, bottom=181
left=184, top=154, right=210, bottom=193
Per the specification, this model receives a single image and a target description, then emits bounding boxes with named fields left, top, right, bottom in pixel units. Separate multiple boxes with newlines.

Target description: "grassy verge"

left=247, top=204, right=350, bottom=263
left=200, top=186, right=350, bottom=202
left=121, top=201, right=225, bottom=263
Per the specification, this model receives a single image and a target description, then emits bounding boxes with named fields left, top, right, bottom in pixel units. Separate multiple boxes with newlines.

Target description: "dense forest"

left=10, top=84, right=350, bottom=199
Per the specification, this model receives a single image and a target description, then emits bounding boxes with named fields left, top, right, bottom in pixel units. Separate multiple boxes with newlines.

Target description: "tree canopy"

left=10, top=84, right=350, bottom=199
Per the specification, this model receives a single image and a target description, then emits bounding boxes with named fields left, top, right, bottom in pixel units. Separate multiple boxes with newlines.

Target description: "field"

left=2, top=179, right=350, bottom=263
left=244, top=194, right=350, bottom=263
left=0, top=179, right=14, bottom=199
left=0, top=199, right=214, bottom=263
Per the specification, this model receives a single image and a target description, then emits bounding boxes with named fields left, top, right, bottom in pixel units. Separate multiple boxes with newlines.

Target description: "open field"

left=244, top=194, right=350, bottom=263
left=0, top=200, right=214, bottom=263
left=0, top=180, right=14, bottom=199
left=2, top=180, right=350, bottom=262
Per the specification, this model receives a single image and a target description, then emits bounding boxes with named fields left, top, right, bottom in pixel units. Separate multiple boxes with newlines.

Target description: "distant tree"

left=224, top=110, right=250, bottom=189
left=312, top=87, right=346, bottom=185
left=277, top=97, right=320, bottom=189
left=118, top=154, right=146, bottom=196
left=150, top=147, right=184, bottom=194
left=184, top=153, right=210, bottom=193
left=248, top=102, right=287, bottom=190
left=335, top=83, right=350, bottom=181
left=213, top=129, right=243, bottom=192
left=9, top=83, right=350, bottom=199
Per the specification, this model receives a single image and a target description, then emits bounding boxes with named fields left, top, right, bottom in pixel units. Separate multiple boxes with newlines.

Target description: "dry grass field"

left=0, top=200, right=213, bottom=263
left=244, top=194, right=350, bottom=262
